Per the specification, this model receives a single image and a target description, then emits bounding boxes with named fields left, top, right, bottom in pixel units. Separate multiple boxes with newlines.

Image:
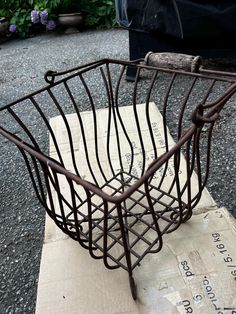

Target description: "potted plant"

left=0, top=16, right=10, bottom=43
left=57, top=0, right=83, bottom=30
left=0, top=17, right=9, bottom=34
left=0, top=0, right=58, bottom=39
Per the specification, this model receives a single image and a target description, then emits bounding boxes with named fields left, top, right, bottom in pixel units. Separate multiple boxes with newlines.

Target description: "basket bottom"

left=60, top=171, right=189, bottom=271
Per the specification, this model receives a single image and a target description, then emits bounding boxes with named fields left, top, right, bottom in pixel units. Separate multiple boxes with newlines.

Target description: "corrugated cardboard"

left=36, top=103, right=236, bottom=313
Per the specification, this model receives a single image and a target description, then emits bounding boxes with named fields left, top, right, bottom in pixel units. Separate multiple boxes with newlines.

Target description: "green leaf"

left=97, top=6, right=107, bottom=16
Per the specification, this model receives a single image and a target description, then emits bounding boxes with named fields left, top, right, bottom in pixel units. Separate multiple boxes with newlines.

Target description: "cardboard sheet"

left=36, top=103, right=236, bottom=313
left=36, top=209, right=236, bottom=314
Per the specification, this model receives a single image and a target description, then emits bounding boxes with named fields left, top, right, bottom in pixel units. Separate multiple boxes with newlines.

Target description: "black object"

left=116, top=0, right=236, bottom=39
left=115, top=0, right=236, bottom=80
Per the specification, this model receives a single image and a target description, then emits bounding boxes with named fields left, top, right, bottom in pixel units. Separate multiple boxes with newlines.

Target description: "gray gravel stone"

left=0, top=29, right=235, bottom=313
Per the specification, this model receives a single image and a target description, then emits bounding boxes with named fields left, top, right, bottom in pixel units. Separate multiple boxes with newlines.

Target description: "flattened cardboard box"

left=36, top=103, right=236, bottom=313
left=37, top=209, right=236, bottom=314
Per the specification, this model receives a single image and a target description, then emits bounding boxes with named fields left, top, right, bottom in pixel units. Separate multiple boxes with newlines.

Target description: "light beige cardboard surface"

left=36, top=209, right=236, bottom=314
left=35, top=103, right=236, bottom=314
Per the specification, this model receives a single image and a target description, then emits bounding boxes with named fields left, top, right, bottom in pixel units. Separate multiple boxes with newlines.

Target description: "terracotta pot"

left=58, top=13, right=83, bottom=28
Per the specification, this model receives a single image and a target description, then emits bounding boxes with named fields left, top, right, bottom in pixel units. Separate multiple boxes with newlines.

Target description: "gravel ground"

left=0, top=29, right=235, bottom=313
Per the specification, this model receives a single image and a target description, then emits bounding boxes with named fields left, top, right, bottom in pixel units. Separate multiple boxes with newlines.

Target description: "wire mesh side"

left=1, top=59, right=236, bottom=276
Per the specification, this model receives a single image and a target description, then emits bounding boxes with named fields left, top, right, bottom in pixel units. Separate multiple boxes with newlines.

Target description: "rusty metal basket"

left=0, top=53, right=236, bottom=299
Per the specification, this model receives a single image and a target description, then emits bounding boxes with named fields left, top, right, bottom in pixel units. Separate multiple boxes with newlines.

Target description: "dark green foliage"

left=9, top=8, right=32, bottom=38
left=81, top=0, right=116, bottom=29
left=0, top=0, right=116, bottom=38
left=55, top=0, right=81, bottom=13
left=0, top=1, right=33, bottom=37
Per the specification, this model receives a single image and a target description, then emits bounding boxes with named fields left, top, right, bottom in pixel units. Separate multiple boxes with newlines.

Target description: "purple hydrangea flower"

left=40, top=10, right=48, bottom=20
left=40, top=10, right=48, bottom=25
left=46, top=20, right=56, bottom=31
left=9, top=24, right=17, bottom=33
left=40, top=18, right=47, bottom=25
left=31, top=10, right=40, bottom=24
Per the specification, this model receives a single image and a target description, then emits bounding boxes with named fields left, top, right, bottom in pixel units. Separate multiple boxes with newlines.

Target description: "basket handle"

left=144, top=52, right=202, bottom=73
left=44, top=59, right=106, bottom=84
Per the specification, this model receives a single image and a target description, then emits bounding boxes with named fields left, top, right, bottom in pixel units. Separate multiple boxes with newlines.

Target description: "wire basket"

left=1, top=54, right=236, bottom=299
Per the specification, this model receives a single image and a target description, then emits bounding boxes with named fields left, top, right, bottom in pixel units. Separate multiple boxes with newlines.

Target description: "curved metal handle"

left=44, top=70, right=57, bottom=84
left=144, top=52, right=202, bottom=73
left=43, top=59, right=106, bottom=84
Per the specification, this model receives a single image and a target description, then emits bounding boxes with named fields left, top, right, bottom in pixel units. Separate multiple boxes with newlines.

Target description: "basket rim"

left=1, top=57, right=236, bottom=112
left=1, top=58, right=236, bottom=203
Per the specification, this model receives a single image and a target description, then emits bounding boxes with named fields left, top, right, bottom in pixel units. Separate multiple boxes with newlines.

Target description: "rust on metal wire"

left=0, top=56, right=236, bottom=300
